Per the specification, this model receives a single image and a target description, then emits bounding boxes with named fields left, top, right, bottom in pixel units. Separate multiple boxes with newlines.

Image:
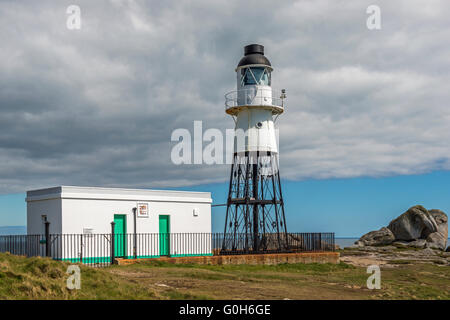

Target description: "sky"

left=0, top=1, right=449, bottom=236
left=1, top=171, right=450, bottom=236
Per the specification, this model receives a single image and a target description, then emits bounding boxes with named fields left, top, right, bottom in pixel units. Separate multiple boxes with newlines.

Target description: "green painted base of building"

left=170, top=253, right=213, bottom=258
left=57, top=253, right=213, bottom=265
left=58, top=257, right=111, bottom=264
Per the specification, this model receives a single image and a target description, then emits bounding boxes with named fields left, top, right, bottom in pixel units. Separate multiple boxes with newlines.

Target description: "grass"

left=0, top=252, right=449, bottom=300
left=0, top=252, right=155, bottom=299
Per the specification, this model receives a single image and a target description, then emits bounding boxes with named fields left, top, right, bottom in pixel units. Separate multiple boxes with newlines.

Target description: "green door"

left=114, top=214, right=127, bottom=257
left=159, top=215, right=170, bottom=256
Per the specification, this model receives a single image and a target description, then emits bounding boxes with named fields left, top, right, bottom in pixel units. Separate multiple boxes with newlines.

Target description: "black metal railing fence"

left=0, top=232, right=334, bottom=267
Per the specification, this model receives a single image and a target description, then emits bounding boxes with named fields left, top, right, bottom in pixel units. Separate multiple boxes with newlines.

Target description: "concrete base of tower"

left=115, top=251, right=340, bottom=266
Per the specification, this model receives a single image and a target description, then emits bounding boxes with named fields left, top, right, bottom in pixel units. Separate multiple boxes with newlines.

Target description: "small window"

left=260, top=69, right=271, bottom=86
left=83, top=228, right=94, bottom=237
left=242, top=68, right=257, bottom=85
left=241, top=67, right=271, bottom=86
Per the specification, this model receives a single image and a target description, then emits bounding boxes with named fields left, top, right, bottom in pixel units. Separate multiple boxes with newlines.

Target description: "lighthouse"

left=222, top=44, right=288, bottom=253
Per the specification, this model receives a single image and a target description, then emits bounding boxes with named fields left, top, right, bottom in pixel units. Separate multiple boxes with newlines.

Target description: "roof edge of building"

left=26, top=186, right=212, bottom=204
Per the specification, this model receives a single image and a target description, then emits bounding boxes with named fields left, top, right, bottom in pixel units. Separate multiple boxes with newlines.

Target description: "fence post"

left=133, top=207, right=137, bottom=260
left=331, top=233, right=334, bottom=251
left=45, top=221, right=51, bottom=257
left=80, top=234, right=83, bottom=263
left=111, top=222, right=115, bottom=265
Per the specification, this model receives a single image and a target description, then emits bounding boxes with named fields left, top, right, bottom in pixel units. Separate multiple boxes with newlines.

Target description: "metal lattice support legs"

left=222, top=151, right=288, bottom=253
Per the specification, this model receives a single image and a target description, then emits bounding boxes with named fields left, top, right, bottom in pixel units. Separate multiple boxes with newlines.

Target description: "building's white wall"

left=26, top=187, right=212, bottom=259
left=27, top=199, right=62, bottom=235
left=60, top=198, right=211, bottom=258
left=60, top=198, right=211, bottom=234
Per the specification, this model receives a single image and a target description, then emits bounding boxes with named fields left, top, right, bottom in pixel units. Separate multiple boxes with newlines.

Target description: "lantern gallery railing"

left=0, top=232, right=334, bottom=267
left=224, top=88, right=286, bottom=113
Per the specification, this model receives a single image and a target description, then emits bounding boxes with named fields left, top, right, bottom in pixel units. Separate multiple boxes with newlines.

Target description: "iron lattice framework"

left=222, top=151, right=288, bottom=253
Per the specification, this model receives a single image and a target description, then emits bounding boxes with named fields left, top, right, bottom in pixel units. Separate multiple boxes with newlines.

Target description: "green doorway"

left=159, top=215, right=170, bottom=256
left=114, top=214, right=127, bottom=257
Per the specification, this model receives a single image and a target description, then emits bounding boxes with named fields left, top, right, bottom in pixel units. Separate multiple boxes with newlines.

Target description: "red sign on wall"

left=137, top=203, right=149, bottom=218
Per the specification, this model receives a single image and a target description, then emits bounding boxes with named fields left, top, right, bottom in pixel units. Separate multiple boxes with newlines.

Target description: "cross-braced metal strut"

left=221, top=151, right=288, bottom=253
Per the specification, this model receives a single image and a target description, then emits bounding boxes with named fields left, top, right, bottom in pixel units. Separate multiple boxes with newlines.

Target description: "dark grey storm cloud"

left=0, top=0, right=449, bottom=193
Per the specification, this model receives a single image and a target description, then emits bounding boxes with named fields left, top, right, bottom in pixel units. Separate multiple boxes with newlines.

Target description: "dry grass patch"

left=1, top=253, right=449, bottom=300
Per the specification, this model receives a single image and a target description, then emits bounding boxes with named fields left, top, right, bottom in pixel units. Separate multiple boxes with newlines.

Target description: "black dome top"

left=237, top=44, right=271, bottom=68
left=245, top=44, right=264, bottom=55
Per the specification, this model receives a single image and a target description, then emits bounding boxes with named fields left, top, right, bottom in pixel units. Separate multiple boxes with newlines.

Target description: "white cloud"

left=0, top=0, right=449, bottom=193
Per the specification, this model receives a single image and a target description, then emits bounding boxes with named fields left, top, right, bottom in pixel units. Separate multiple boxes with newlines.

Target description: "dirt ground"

left=105, top=257, right=450, bottom=300
left=1, top=250, right=448, bottom=300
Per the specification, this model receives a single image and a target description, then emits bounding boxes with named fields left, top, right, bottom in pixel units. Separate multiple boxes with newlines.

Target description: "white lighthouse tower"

left=222, top=44, right=288, bottom=253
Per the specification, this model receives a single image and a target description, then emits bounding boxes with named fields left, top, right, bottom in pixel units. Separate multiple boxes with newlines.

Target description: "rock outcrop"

left=387, top=205, right=437, bottom=240
left=354, top=227, right=395, bottom=247
left=341, top=245, right=450, bottom=267
left=355, top=205, right=448, bottom=250
left=427, top=209, right=448, bottom=250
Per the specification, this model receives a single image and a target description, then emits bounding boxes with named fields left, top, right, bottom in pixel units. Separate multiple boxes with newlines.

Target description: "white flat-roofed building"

left=25, top=186, right=212, bottom=261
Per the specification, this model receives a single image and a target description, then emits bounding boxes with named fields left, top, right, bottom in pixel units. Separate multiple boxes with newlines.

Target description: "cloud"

left=0, top=0, right=449, bottom=193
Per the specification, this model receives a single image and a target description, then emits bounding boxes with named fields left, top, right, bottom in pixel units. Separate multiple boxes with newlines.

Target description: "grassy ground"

left=0, top=252, right=449, bottom=300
